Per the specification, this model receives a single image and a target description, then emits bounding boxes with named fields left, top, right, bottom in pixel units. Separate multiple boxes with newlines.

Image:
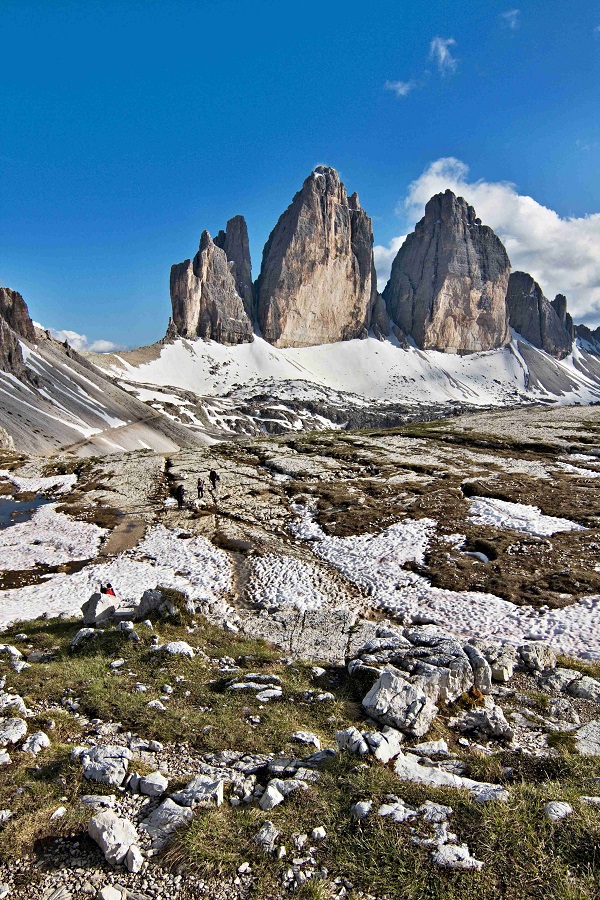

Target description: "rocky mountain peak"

left=0, top=286, right=36, bottom=343
left=213, top=215, right=254, bottom=321
left=506, top=272, right=573, bottom=359
left=256, top=166, right=377, bottom=347
left=382, top=190, right=511, bottom=353
left=170, top=230, right=253, bottom=345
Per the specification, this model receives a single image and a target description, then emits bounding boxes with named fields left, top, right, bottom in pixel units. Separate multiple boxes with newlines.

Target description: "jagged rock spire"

left=256, top=166, right=377, bottom=348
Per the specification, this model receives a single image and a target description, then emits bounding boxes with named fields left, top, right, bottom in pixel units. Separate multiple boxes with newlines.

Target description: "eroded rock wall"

left=170, top=232, right=253, bottom=345
left=0, top=287, right=36, bottom=342
left=256, top=167, right=377, bottom=348
left=507, top=272, right=573, bottom=359
left=382, top=191, right=511, bottom=353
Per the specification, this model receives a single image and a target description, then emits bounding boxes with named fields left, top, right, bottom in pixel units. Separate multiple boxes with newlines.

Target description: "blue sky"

left=2, top=0, right=600, bottom=348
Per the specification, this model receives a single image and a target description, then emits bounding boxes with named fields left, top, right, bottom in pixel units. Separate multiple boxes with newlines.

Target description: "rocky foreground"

left=1, top=406, right=600, bottom=898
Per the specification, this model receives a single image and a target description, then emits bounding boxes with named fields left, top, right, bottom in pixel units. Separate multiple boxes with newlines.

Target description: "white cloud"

left=429, top=37, right=458, bottom=75
left=373, top=236, right=407, bottom=292
left=374, top=157, right=600, bottom=325
left=500, top=9, right=520, bottom=30
left=44, top=327, right=127, bottom=354
left=384, top=79, right=416, bottom=97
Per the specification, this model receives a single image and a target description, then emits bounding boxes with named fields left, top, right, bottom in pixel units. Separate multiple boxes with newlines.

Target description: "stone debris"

left=139, top=771, right=168, bottom=797
left=170, top=775, right=224, bottom=808
left=157, top=641, right=195, bottom=658
left=291, top=731, right=321, bottom=750
left=517, top=642, right=557, bottom=673
left=254, top=820, right=280, bottom=853
left=432, top=843, right=484, bottom=871
left=544, top=801, right=573, bottom=822
left=0, top=691, right=29, bottom=717
left=80, top=745, right=133, bottom=787
left=350, top=800, right=372, bottom=820
left=139, top=798, right=193, bottom=849
left=575, top=720, right=600, bottom=756
left=336, top=725, right=403, bottom=764
left=566, top=676, right=600, bottom=702
left=451, top=699, right=514, bottom=741
left=70, top=628, right=102, bottom=650
left=362, top=667, right=439, bottom=738
left=394, top=751, right=509, bottom=802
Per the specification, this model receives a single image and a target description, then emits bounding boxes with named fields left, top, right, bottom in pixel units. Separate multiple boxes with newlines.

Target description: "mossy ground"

left=1, top=615, right=599, bottom=899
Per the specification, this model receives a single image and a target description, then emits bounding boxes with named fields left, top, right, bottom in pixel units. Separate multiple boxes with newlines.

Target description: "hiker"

left=197, top=477, right=204, bottom=499
left=174, top=483, right=186, bottom=509
left=100, top=582, right=116, bottom=597
left=208, top=469, right=220, bottom=491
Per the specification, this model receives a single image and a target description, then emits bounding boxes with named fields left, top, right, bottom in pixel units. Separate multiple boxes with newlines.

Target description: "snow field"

left=290, top=507, right=600, bottom=658
left=0, top=502, right=105, bottom=571
left=467, top=497, right=584, bottom=537
left=0, top=524, right=232, bottom=630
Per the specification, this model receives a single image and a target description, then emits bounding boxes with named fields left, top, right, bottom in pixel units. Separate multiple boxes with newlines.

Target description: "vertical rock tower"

left=170, top=225, right=254, bottom=345
left=256, top=166, right=377, bottom=347
left=214, top=215, right=255, bottom=321
left=506, top=272, right=573, bottom=358
left=383, top=190, right=511, bottom=353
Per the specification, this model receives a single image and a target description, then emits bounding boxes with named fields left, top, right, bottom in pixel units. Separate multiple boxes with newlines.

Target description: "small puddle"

left=0, top=495, right=51, bottom=530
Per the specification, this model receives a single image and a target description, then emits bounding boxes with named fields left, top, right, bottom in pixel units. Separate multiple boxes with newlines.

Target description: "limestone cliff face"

left=0, top=287, right=36, bottom=342
left=383, top=190, right=511, bottom=353
left=170, top=232, right=253, bottom=345
left=256, top=167, right=377, bottom=348
left=0, top=317, right=28, bottom=378
left=551, top=294, right=574, bottom=340
left=214, top=215, right=254, bottom=322
left=506, top=272, right=573, bottom=359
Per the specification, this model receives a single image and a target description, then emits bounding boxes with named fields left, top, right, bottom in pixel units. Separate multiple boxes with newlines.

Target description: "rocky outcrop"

left=506, top=272, right=573, bottom=359
left=0, top=318, right=28, bottom=379
left=214, top=216, right=254, bottom=321
left=383, top=190, right=511, bottom=353
left=170, top=231, right=253, bottom=345
left=0, top=287, right=36, bottom=342
left=552, top=294, right=574, bottom=339
left=256, top=167, right=377, bottom=347
left=576, top=322, right=600, bottom=352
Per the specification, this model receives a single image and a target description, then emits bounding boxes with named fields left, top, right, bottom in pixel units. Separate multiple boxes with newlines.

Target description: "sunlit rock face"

left=214, top=215, right=255, bottom=322
left=383, top=190, right=511, bottom=354
left=256, top=167, right=377, bottom=348
left=0, top=287, right=36, bottom=342
left=170, top=231, right=253, bottom=345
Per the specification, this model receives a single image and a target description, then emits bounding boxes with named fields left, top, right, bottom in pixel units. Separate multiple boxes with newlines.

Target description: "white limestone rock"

left=362, top=668, right=438, bottom=738
left=88, top=809, right=139, bottom=866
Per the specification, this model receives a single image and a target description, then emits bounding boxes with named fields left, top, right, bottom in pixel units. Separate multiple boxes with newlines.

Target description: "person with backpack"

left=208, top=469, right=220, bottom=491
left=197, top=477, right=205, bottom=499
left=174, top=483, right=186, bottom=509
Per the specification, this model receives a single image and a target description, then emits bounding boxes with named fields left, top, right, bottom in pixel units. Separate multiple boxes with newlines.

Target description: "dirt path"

left=99, top=515, right=146, bottom=556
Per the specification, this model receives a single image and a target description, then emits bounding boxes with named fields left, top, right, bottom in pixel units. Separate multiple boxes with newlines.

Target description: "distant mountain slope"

left=0, top=332, right=210, bottom=455
left=89, top=332, right=600, bottom=441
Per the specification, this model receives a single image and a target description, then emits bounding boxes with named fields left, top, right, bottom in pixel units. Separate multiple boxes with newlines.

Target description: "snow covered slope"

left=0, top=333, right=210, bottom=455
left=91, top=332, right=600, bottom=440
left=3, top=328, right=600, bottom=455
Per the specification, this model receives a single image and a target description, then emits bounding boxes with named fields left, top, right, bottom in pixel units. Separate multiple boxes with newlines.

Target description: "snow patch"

left=467, top=497, right=584, bottom=536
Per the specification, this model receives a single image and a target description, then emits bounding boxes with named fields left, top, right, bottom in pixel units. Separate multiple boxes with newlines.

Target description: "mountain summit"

left=256, top=166, right=377, bottom=347
left=383, top=190, right=511, bottom=353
